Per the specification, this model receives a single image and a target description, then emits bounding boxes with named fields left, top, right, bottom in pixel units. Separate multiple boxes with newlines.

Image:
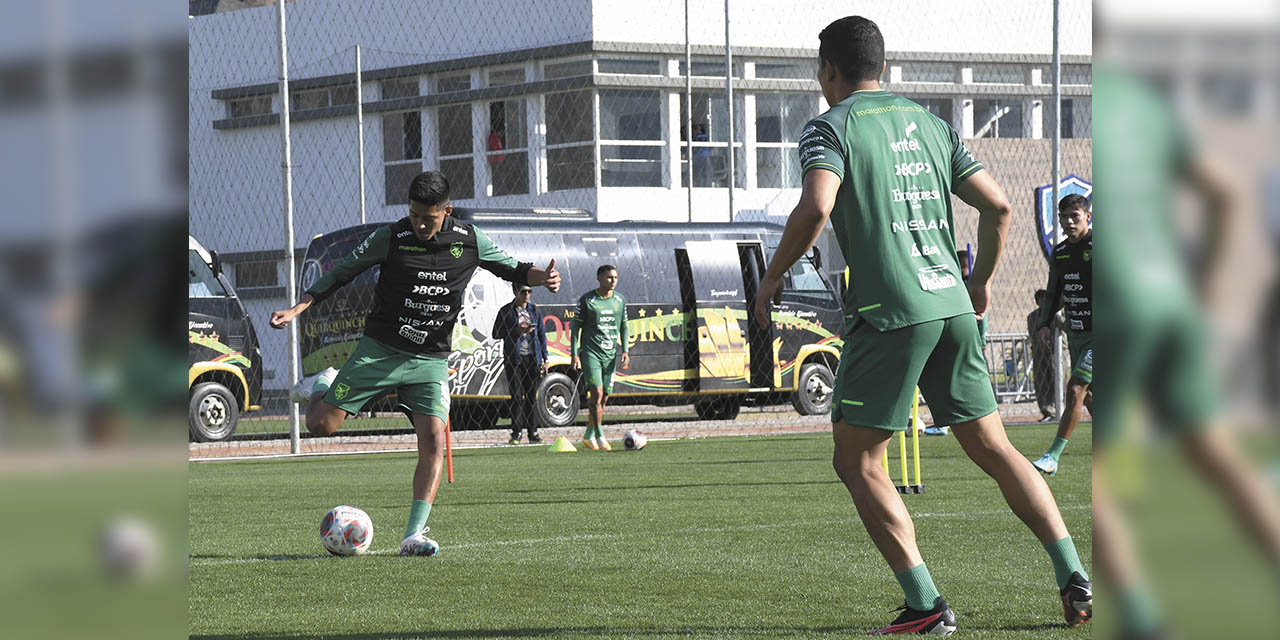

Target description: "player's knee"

left=305, top=414, right=339, bottom=437
left=1066, top=380, right=1088, bottom=402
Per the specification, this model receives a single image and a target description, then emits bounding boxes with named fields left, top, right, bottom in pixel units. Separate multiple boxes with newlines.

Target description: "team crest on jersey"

left=333, top=382, right=350, bottom=400
left=450, top=241, right=464, bottom=258
left=1035, top=174, right=1092, bottom=262
left=1083, top=250, right=1091, bottom=262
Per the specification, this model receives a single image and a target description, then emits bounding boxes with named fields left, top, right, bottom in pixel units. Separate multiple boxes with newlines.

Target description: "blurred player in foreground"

left=269, top=171, right=560, bottom=556
left=756, top=16, right=1090, bottom=635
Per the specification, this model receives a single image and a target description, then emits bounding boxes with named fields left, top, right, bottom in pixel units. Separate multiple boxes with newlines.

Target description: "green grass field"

left=190, top=425, right=1092, bottom=639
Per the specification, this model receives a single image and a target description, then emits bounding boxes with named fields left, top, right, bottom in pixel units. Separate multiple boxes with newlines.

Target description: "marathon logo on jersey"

left=418, top=270, right=447, bottom=281
left=891, top=188, right=942, bottom=209
left=917, top=265, right=958, bottom=292
left=891, top=217, right=950, bottom=233
left=404, top=299, right=451, bottom=313
left=411, top=285, right=450, bottom=296
left=398, top=324, right=428, bottom=344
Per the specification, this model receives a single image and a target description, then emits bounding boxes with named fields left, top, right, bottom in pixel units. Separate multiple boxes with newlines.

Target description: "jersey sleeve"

left=948, top=123, right=983, bottom=185
left=305, top=226, right=389, bottom=304
left=617, top=294, right=629, bottom=354
left=798, top=119, right=845, bottom=181
left=474, top=226, right=533, bottom=285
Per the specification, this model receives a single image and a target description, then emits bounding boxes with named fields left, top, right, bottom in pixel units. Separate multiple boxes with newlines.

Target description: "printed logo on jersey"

left=418, top=270, right=446, bottom=281
left=404, top=299, right=451, bottom=313
left=891, top=218, right=950, bottom=233
left=916, top=265, right=958, bottom=292
left=1082, top=250, right=1091, bottom=262
left=894, top=162, right=932, bottom=177
left=450, top=241, right=464, bottom=259
left=396, top=230, right=414, bottom=239
left=398, top=324, right=428, bottom=345
left=892, top=187, right=942, bottom=209
left=333, top=383, right=350, bottom=400
left=411, top=285, right=450, bottom=296
left=890, top=122, right=921, bottom=153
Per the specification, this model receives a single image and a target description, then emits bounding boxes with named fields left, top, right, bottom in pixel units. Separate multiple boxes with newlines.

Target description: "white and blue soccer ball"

left=623, top=429, right=648, bottom=451
left=321, top=505, right=373, bottom=556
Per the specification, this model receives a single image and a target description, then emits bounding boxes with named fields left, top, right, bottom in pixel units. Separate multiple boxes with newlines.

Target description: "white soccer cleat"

left=289, top=367, right=338, bottom=404
left=398, top=529, right=440, bottom=557
left=595, top=436, right=612, bottom=451
left=922, top=426, right=949, bottom=436
left=1032, top=453, right=1058, bottom=476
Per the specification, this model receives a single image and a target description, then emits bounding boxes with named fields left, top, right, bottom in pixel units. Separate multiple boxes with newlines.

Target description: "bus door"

left=736, top=242, right=776, bottom=390
left=674, top=241, right=750, bottom=394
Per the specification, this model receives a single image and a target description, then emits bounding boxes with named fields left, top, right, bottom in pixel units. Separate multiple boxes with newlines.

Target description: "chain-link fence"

left=188, top=0, right=1091, bottom=460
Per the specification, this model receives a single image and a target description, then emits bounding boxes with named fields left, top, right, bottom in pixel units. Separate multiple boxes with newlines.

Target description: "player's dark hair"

left=1058, top=193, right=1090, bottom=213
left=1035, top=289, right=1046, bottom=305
left=597, top=264, right=617, bottom=276
left=818, top=16, right=885, bottom=83
left=408, top=171, right=451, bottom=208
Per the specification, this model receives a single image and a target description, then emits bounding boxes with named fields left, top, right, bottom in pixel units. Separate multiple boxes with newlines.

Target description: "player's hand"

left=571, top=355, right=580, bottom=371
left=269, top=307, right=298, bottom=329
left=540, top=259, right=561, bottom=293
left=620, top=352, right=630, bottom=370
left=967, top=280, right=991, bottom=321
left=1037, top=326, right=1051, bottom=346
left=754, top=274, right=782, bottom=327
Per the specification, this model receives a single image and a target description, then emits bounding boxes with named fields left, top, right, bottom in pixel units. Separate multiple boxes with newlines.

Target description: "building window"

left=679, top=57, right=743, bottom=78
left=597, top=57, right=661, bottom=75
left=1062, top=64, right=1092, bottom=86
left=488, top=67, right=525, bottom=88
left=971, top=64, right=1024, bottom=85
left=380, top=77, right=419, bottom=100
left=974, top=98, right=1024, bottom=138
left=899, top=63, right=954, bottom=84
left=904, top=96, right=953, bottom=125
left=437, top=103, right=474, bottom=200
left=234, top=260, right=277, bottom=289
left=227, top=95, right=272, bottom=118
left=487, top=99, right=528, bottom=196
left=1044, top=98, right=1092, bottom=139
left=600, top=89, right=663, bottom=187
left=754, top=60, right=815, bottom=80
left=755, top=93, right=813, bottom=189
left=290, top=84, right=356, bottom=111
left=436, top=74, right=471, bottom=94
left=544, top=58, right=593, bottom=81
left=545, top=90, right=594, bottom=191
left=680, top=91, right=744, bottom=187
left=383, top=112, right=422, bottom=205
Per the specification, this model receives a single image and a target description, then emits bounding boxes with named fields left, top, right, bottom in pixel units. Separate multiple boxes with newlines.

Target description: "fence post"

left=356, top=44, right=366, bottom=225
left=1050, top=0, right=1064, bottom=418
left=724, top=0, right=735, bottom=222
left=276, top=0, right=301, bottom=455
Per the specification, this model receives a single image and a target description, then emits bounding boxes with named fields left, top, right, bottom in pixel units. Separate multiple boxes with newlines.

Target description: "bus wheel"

left=791, top=362, right=835, bottom=416
left=694, top=396, right=741, bottom=421
left=189, top=382, right=239, bottom=442
left=536, top=372, right=580, bottom=428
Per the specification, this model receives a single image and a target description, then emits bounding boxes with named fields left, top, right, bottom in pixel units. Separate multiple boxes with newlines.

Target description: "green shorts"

left=1067, top=331, right=1093, bottom=384
left=832, top=314, right=997, bottom=431
left=579, top=349, right=618, bottom=395
left=324, top=336, right=451, bottom=421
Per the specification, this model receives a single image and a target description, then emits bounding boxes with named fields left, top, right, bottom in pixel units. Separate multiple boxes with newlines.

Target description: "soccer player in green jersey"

left=269, top=171, right=560, bottom=557
left=571, top=264, right=629, bottom=451
left=755, top=17, right=1090, bottom=634
left=1031, top=194, right=1092, bottom=476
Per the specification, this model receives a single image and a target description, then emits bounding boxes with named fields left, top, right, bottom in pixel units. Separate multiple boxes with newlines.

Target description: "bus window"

left=189, top=250, right=228, bottom=298
left=783, top=256, right=839, bottom=309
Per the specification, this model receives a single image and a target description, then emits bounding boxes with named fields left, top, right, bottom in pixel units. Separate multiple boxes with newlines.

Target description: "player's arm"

left=570, top=295, right=587, bottom=366
left=755, top=120, right=842, bottom=326
left=475, top=227, right=561, bottom=292
left=1184, top=155, right=1236, bottom=302
left=269, top=226, right=389, bottom=329
left=618, top=295, right=630, bottom=369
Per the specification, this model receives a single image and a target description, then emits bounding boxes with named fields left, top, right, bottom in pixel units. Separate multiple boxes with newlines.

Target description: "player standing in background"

left=1031, top=194, right=1092, bottom=476
left=268, top=171, right=560, bottom=557
left=755, top=16, right=1090, bottom=634
left=571, top=265, right=629, bottom=451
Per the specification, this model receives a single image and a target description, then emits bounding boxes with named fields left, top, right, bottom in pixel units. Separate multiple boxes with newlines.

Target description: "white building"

left=189, top=0, right=1092, bottom=396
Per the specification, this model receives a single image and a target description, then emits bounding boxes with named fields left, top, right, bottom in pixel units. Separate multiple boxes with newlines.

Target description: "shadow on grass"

left=192, top=624, right=874, bottom=639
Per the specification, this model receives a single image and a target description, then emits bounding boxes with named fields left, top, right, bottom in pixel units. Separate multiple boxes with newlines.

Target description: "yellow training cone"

left=548, top=436, right=577, bottom=453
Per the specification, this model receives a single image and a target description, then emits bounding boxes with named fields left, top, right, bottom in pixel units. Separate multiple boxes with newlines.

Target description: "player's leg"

left=580, top=352, right=603, bottom=448
left=595, top=356, right=616, bottom=450
left=925, top=314, right=1090, bottom=626
left=300, top=337, right=397, bottom=436
left=1093, top=445, right=1166, bottom=637
left=519, top=359, right=542, bottom=442
left=1035, top=340, right=1092, bottom=475
left=398, top=361, right=450, bottom=557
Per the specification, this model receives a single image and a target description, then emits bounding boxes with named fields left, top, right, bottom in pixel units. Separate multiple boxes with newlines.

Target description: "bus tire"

left=189, top=382, right=239, bottom=442
left=694, top=396, right=741, bottom=421
left=791, top=361, right=835, bottom=416
left=536, top=372, right=580, bottom=428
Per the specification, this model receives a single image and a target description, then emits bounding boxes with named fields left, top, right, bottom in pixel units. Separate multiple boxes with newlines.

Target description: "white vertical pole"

left=355, top=44, right=366, bottom=225
left=277, top=0, right=301, bottom=455
left=1050, top=0, right=1064, bottom=417
left=685, top=0, right=693, bottom=222
left=723, top=0, right=735, bottom=222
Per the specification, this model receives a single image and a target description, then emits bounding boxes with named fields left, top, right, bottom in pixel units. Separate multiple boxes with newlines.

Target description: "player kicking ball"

left=571, top=264, right=629, bottom=451
left=756, top=17, right=1090, bottom=634
left=269, top=171, right=560, bottom=556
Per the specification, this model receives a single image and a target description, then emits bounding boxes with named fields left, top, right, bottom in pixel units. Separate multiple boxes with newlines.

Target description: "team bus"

left=189, top=235, right=263, bottom=441
left=297, top=209, right=846, bottom=430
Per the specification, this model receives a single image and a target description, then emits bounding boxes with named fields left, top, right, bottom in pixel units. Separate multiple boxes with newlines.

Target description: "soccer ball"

left=320, top=505, right=373, bottom=556
left=623, top=429, right=647, bottom=450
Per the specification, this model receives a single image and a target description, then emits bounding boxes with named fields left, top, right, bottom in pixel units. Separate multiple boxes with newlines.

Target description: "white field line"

left=190, top=504, right=1090, bottom=567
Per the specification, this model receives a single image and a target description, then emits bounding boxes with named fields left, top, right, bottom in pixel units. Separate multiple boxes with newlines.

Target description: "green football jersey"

left=798, top=90, right=984, bottom=331
left=571, top=290, right=628, bottom=357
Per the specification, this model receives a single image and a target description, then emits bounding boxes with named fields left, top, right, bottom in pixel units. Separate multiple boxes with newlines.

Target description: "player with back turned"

left=754, top=16, right=1090, bottom=634
left=268, top=171, right=560, bottom=557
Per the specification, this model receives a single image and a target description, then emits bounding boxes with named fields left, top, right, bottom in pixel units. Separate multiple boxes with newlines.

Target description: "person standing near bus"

left=571, top=264, right=629, bottom=451
left=754, top=16, right=1089, bottom=633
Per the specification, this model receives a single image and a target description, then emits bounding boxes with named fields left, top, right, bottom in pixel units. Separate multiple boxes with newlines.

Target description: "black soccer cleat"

left=1060, top=571, right=1093, bottom=628
left=868, top=597, right=957, bottom=635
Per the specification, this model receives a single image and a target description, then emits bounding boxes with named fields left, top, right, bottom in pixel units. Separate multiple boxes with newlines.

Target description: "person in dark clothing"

left=493, top=283, right=548, bottom=444
left=1028, top=289, right=1060, bottom=421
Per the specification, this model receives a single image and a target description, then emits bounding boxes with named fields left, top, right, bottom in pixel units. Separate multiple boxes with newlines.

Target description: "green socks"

left=1118, top=586, right=1161, bottom=634
left=1044, top=536, right=1088, bottom=590
left=584, top=425, right=599, bottom=440
left=1046, top=437, right=1069, bottom=462
left=894, top=563, right=942, bottom=611
left=403, top=499, right=432, bottom=539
